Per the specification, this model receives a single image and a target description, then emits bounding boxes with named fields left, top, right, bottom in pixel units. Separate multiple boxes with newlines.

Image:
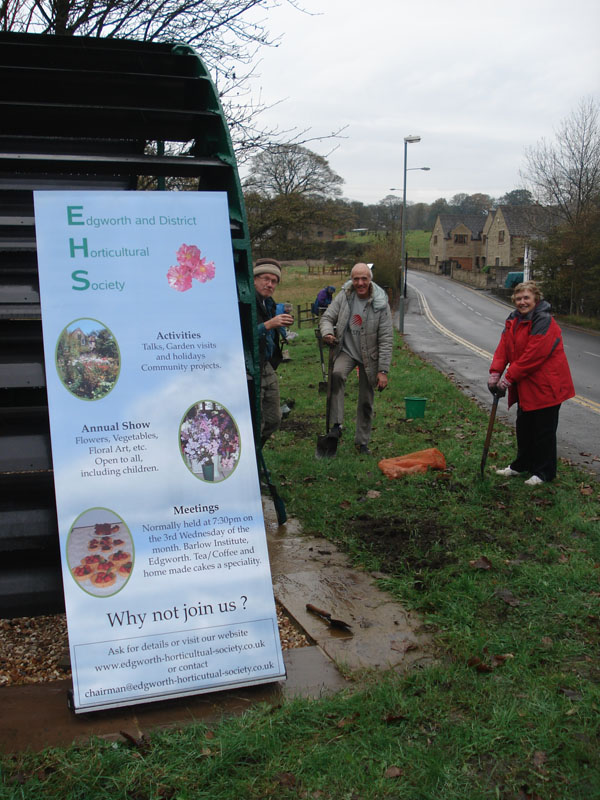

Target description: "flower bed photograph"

left=56, top=319, right=120, bottom=400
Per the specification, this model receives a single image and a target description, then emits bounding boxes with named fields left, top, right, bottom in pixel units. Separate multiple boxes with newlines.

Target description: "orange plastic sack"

left=378, top=448, right=446, bottom=479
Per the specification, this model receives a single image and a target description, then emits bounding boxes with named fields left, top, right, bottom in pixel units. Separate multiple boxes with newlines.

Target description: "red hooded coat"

left=490, top=300, right=575, bottom=411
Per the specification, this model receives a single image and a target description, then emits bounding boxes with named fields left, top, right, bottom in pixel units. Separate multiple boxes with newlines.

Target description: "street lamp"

left=398, top=135, right=425, bottom=334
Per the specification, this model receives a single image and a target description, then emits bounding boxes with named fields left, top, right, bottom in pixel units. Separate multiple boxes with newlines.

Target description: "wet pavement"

left=265, top=501, right=434, bottom=672
left=0, top=647, right=346, bottom=754
left=0, top=499, right=433, bottom=754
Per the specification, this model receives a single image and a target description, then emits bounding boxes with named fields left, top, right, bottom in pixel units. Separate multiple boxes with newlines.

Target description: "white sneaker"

left=524, top=475, right=544, bottom=486
left=495, top=466, right=521, bottom=477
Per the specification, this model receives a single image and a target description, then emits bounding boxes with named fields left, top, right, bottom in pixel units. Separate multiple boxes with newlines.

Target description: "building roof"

left=437, top=214, right=486, bottom=239
left=496, top=205, right=559, bottom=237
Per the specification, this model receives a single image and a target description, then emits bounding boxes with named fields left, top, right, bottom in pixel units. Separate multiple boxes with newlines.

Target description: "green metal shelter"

left=0, top=32, right=260, bottom=617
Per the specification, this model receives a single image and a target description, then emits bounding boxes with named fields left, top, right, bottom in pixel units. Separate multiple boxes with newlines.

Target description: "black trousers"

left=511, top=404, right=561, bottom=481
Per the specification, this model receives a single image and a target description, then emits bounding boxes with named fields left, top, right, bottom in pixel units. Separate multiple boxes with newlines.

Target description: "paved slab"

left=0, top=646, right=347, bottom=754
left=264, top=500, right=435, bottom=672
left=1, top=497, right=433, bottom=754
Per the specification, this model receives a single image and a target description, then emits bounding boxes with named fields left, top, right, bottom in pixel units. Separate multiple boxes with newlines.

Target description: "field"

left=344, top=229, right=431, bottom=259
left=2, top=265, right=599, bottom=800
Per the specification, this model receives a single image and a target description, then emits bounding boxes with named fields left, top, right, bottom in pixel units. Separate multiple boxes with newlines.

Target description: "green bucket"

left=405, top=397, right=427, bottom=419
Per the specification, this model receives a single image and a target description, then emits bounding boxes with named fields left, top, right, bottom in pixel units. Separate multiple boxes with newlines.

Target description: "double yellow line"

left=414, top=287, right=600, bottom=415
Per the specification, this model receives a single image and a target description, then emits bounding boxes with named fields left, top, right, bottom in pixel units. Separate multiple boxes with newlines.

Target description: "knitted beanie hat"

left=254, top=258, right=282, bottom=282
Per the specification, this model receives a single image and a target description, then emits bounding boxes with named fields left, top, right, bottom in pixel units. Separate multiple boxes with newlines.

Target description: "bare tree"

left=0, top=0, right=344, bottom=162
left=1, top=0, right=281, bottom=55
left=243, top=144, right=344, bottom=198
left=243, top=146, right=349, bottom=253
left=522, top=98, right=600, bottom=317
left=245, top=191, right=354, bottom=252
left=522, top=97, right=600, bottom=225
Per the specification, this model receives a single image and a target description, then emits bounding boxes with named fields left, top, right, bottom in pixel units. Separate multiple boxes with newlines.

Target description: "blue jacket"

left=312, top=286, right=335, bottom=314
left=256, top=293, right=283, bottom=369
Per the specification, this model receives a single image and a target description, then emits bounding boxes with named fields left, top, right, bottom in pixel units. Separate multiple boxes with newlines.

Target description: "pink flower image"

left=191, top=257, right=216, bottom=283
left=166, top=244, right=216, bottom=291
left=176, top=244, right=202, bottom=269
left=167, top=263, right=193, bottom=292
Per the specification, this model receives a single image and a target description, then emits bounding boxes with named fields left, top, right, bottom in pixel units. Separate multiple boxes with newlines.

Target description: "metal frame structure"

left=0, top=32, right=258, bottom=617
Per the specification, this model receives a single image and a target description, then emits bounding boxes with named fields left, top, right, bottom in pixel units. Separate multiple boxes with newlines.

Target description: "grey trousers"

left=260, top=362, right=281, bottom=443
left=330, top=351, right=374, bottom=446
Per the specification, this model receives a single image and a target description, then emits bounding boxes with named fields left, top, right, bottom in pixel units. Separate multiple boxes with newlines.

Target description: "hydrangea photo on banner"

left=167, top=244, right=216, bottom=292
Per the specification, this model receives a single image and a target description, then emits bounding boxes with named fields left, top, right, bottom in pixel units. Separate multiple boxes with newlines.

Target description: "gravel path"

left=0, top=603, right=310, bottom=687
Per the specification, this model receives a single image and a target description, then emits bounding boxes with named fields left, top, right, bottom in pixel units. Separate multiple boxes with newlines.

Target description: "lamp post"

left=397, top=135, right=425, bottom=334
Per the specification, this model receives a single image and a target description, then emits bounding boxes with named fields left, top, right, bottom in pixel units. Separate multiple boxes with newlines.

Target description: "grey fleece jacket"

left=319, top=279, right=393, bottom=387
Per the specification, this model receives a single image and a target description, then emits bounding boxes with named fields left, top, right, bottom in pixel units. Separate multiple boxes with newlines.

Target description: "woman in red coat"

left=488, top=281, right=575, bottom=485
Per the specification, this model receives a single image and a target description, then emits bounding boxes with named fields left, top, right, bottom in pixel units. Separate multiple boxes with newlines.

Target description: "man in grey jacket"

left=320, top=263, right=393, bottom=454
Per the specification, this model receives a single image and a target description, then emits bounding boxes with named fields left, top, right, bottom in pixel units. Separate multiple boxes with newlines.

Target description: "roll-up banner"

left=34, top=191, right=285, bottom=713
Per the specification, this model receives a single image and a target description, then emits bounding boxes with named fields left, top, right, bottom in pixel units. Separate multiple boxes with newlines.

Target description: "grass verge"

left=555, top=314, right=600, bottom=333
left=1, top=267, right=599, bottom=800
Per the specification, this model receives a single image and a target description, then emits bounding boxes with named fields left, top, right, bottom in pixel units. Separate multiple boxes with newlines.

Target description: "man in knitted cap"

left=254, top=258, right=294, bottom=445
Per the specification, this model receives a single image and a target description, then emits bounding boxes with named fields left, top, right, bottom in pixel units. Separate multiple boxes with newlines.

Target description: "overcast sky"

left=244, top=0, right=600, bottom=206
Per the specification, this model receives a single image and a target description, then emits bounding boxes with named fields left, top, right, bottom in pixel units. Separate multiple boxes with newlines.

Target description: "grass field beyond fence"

left=1, top=266, right=599, bottom=800
left=344, top=229, right=431, bottom=259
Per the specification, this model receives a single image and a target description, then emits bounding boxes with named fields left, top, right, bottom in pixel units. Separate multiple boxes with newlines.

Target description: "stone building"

left=429, top=214, right=486, bottom=272
left=483, top=206, right=554, bottom=268
left=431, top=206, right=556, bottom=279
left=484, top=206, right=526, bottom=268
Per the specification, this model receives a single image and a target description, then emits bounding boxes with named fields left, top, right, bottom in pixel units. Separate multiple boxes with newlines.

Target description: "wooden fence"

left=307, top=264, right=350, bottom=276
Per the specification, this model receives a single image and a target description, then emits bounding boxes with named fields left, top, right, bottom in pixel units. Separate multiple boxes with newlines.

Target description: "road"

left=401, top=270, right=600, bottom=478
